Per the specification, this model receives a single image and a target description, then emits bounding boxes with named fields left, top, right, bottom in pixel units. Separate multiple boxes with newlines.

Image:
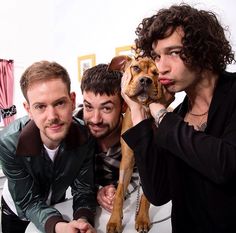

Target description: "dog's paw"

left=106, top=221, right=123, bottom=233
left=138, top=230, right=149, bottom=233
left=135, top=218, right=151, bottom=233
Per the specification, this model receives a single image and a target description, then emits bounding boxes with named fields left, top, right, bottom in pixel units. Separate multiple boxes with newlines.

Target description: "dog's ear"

left=108, top=55, right=132, bottom=73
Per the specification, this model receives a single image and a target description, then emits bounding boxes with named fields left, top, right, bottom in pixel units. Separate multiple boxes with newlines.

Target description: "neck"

left=186, top=71, right=218, bottom=115
left=40, top=132, right=60, bottom=150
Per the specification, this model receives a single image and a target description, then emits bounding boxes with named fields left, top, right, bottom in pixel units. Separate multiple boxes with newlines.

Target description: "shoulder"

left=221, top=71, right=236, bottom=84
left=73, top=115, right=85, bottom=126
left=219, top=71, right=236, bottom=97
left=64, top=116, right=94, bottom=147
left=0, top=116, right=30, bottom=147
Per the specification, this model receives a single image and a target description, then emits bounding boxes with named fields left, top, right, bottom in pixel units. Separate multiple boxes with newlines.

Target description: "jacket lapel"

left=16, top=120, right=42, bottom=156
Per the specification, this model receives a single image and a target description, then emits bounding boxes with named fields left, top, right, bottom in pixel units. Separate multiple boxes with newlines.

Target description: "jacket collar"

left=16, top=118, right=89, bottom=156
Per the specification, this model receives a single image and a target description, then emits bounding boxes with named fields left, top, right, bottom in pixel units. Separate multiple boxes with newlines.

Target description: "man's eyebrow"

left=32, top=102, right=44, bottom=107
left=52, top=97, right=68, bottom=105
left=32, top=97, right=67, bottom=107
left=152, top=45, right=183, bottom=56
left=83, top=99, right=91, bottom=105
left=160, top=45, right=183, bottom=53
left=165, top=45, right=183, bottom=50
left=100, top=100, right=114, bottom=106
left=83, top=99, right=114, bottom=106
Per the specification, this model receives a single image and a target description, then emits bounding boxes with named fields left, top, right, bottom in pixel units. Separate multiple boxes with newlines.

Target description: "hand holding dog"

left=121, top=73, right=149, bottom=126
left=157, top=85, right=175, bottom=108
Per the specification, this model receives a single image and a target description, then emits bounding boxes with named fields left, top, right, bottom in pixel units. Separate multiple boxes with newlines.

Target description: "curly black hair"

left=135, top=3, right=235, bottom=73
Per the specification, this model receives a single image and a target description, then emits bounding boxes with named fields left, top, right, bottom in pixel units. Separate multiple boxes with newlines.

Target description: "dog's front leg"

left=107, top=110, right=135, bottom=233
left=106, top=147, right=134, bottom=233
left=135, top=194, right=151, bottom=233
left=106, top=182, right=125, bottom=233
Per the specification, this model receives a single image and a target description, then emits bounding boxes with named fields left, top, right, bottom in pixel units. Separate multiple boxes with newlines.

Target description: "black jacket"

left=0, top=116, right=96, bottom=233
left=122, top=71, right=236, bottom=233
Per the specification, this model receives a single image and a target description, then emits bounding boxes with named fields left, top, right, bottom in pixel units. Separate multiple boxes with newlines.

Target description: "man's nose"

left=156, top=56, right=170, bottom=74
left=91, top=110, right=102, bottom=124
left=47, top=106, right=58, bottom=120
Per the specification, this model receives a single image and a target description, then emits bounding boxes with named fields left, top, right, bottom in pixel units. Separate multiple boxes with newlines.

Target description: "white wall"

left=0, top=0, right=236, bottom=118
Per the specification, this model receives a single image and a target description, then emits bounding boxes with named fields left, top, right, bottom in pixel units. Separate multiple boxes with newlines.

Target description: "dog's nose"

left=139, top=76, right=153, bottom=86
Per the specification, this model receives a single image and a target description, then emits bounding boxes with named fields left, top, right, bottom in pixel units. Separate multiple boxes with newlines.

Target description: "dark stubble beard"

left=87, top=116, right=122, bottom=140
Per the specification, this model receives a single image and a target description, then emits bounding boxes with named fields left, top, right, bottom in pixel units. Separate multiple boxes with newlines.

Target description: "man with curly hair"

left=121, top=4, right=236, bottom=233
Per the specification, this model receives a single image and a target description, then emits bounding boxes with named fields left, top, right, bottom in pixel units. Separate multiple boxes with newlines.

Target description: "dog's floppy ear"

left=108, top=55, right=132, bottom=73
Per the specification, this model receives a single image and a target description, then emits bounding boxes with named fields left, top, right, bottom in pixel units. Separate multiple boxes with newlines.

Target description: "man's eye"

left=170, top=50, right=181, bottom=56
left=84, top=105, right=92, bottom=112
left=56, top=100, right=66, bottom=107
left=35, top=105, right=45, bottom=110
left=150, top=51, right=160, bottom=61
left=154, top=55, right=160, bottom=62
left=102, top=107, right=112, bottom=113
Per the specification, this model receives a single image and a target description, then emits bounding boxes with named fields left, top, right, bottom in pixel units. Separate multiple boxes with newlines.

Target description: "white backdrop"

left=0, top=0, right=235, bottom=118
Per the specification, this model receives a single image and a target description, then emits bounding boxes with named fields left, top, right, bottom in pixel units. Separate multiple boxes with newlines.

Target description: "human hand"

left=121, top=73, right=148, bottom=125
left=157, top=85, right=175, bottom=108
left=76, top=218, right=96, bottom=233
left=121, top=73, right=140, bottom=110
left=55, top=219, right=96, bottom=233
left=97, top=185, right=116, bottom=213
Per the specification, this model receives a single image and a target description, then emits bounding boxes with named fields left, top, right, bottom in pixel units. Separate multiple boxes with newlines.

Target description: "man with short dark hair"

left=78, top=64, right=138, bottom=212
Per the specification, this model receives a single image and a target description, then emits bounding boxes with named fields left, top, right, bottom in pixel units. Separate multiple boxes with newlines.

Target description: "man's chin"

left=91, top=132, right=104, bottom=139
left=91, top=130, right=109, bottom=139
left=46, top=130, right=68, bottom=142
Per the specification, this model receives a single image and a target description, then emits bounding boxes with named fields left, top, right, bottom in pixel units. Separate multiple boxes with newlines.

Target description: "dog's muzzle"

left=139, top=76, right=153, bottom=87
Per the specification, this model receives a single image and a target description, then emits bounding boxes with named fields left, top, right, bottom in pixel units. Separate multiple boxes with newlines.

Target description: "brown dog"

left=106, top=56, right=163, bottom=233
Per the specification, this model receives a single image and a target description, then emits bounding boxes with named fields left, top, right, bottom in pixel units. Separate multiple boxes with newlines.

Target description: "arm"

left=53, top=137, right=97, bottom=233
left=124, top=106, right=236, bottom=191
left=122, top=119, right=170, bottom=206
left=0, top=143, right=66, bottom=233
left=71, top=138, right=97, bottom=226
left=155, top=110, right=236, bottom=184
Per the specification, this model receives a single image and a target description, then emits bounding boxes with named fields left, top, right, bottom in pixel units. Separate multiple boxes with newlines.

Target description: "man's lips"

left=89, top=124, right=106, bottom=131
left=47, top=123, right=63, bottom=131
left=159, top=78, right=174, bottom=85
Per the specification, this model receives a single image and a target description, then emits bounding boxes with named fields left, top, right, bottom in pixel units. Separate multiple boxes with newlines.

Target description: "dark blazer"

left=123, top=71, right=236, bottom=233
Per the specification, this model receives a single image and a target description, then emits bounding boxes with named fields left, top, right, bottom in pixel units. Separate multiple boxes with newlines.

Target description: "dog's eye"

left=152, top=70, right=159, bottom=76
left=132, top=65, right=141, bottom=73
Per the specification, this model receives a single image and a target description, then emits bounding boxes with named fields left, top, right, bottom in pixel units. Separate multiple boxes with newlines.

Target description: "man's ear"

left=121, top=101, right=128, bottom=114
left=23, top=101, right=33, bottom=119
left=70, top=92, right=76, bottom=111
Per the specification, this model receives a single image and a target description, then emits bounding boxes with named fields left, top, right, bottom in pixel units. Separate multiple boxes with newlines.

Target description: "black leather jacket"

left=0, top=116, right=96, bottom=233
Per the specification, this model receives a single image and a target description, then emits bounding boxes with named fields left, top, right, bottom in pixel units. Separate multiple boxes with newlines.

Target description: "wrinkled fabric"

left=122, top=71, right=236, bottom=233
left=0, top=116, right=96, bottom=233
